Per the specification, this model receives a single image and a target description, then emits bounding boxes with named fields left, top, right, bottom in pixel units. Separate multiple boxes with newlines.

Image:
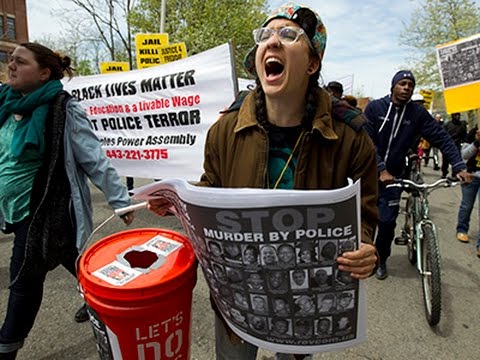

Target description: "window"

left=6, top=16, right=15, bottom=40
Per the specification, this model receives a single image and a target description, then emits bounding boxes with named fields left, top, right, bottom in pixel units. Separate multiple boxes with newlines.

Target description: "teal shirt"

left=0, top=114, right=44, bottom=223
left=267, top=125, right=303, bottom=189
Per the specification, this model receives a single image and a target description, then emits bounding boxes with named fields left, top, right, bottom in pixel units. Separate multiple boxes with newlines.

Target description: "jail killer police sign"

left=63, top=43, right=236, bottom=180
left=135, top=33, right=188, bottom=69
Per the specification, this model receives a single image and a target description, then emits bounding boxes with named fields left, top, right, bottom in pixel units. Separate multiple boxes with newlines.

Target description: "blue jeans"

left=375, top=186, right=403, bottom=264
left=456, top=177, right=480, bottom=248
left=0, top=218, right=78, bottom=353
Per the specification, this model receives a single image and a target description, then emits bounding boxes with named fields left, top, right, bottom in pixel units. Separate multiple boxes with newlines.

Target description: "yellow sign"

left=135, top=33, right=170, bottom=69
left=436, top=32, right=480, bottom=113
left=419, top=89, right=434, bottom=111
left=99, top=62, right=130, bottom=74
left=158, top=42, right=188, bottom=64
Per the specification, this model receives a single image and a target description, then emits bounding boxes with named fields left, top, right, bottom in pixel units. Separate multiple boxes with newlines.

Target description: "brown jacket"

left=199, top=89, right=378, bottom=244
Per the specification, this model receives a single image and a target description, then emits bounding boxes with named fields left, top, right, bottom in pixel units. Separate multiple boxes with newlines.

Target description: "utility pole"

left=160, top=0, right=166, bottom=33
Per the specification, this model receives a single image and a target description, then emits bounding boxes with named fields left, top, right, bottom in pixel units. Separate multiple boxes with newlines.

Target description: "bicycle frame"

left=388, top=177, right=457, bottom=326
left=409, top=190, right=438, bottom=275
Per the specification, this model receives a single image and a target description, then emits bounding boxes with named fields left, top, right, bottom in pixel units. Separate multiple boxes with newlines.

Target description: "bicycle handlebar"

left=386, top=177, right=458, bottom=191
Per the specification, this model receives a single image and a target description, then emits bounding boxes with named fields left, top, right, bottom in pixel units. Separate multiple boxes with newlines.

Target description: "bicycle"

left=404, top=151, right=424, bottom=184
left=387, top=177, right=458, bottom=326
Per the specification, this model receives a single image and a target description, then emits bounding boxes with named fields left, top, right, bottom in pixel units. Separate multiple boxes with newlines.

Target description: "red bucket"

left=77, top=228, right=197, bottom=360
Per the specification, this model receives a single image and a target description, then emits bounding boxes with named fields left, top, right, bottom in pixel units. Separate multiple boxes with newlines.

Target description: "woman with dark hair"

left=0, top=43, right=133, bottom=359
left=149, top=2, right=378, bottom=359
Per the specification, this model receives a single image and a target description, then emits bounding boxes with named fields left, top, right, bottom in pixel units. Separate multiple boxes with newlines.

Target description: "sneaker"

left=74, top=304, right=89, bottom=323
left=456, top=233, right=469, bottom=243
left=0, top=350, right=18, bottom=360
left=375, top=263, right=388, bottom=280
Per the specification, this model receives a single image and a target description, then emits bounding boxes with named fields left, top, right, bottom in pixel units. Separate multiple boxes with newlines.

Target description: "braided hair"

left=20, top=42, right=74, bottom=80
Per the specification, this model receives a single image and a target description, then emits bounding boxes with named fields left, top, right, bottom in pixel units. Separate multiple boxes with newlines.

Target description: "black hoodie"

left=364, top=95, right=466, bottom=177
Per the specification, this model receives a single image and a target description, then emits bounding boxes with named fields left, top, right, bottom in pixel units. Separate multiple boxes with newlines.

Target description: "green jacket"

left=199, top=88, right=378, bottom=244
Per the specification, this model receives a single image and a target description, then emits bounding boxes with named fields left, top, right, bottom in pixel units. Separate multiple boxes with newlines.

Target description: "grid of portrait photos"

left=200, top=236, right=359, bottom=345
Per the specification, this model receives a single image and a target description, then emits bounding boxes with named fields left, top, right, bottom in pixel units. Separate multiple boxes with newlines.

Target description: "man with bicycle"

left=364, top=70, right=470, bottom=279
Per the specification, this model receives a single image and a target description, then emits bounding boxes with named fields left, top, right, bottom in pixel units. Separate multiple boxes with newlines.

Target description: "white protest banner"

left=238, top=77, right=256, bottom=91
left=63, top=43, right=236, bottom=180
left=132, top=179, right=366, bottom=354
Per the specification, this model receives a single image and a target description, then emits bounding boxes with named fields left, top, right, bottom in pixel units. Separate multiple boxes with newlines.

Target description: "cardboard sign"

left=136, top=33, right=170, bottom=69
left=100, top=62, right=130, bottom=74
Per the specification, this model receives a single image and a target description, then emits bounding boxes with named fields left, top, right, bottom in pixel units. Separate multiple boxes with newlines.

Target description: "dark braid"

left=254, top=78, right=269, bottom=129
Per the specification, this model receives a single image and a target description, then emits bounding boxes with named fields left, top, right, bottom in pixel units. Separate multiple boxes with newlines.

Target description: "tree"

left=129, top=0, right=268, bottom=78
left=65, top=0, right=136, bottom=68
left=31, top=33, right=97, bottom=76
left=400, top=0, right=480, bottom=89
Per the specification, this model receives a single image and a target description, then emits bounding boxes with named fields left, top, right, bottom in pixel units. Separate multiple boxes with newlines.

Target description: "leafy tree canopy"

left=400, top=0, right=480, bottom=90
left=129, top=0, right=268, bottom=77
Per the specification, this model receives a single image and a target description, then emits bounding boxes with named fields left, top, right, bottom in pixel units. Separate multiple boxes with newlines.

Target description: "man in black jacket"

left=364, top=70, right=470, bottom=280
left=442, top=112, right=467, bottom=178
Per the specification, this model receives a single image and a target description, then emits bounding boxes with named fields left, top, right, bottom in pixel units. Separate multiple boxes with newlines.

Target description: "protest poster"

left=436, top=33, right=480, bottom=113
left=99, top=62, right=130, bottom=74
left=63, top=43, right=237, bottom=180
left=132, top=178, right=367, bottom=354
left=135, top=33, right=170, bottom=69
left=157, top=42, right=188, bottom=64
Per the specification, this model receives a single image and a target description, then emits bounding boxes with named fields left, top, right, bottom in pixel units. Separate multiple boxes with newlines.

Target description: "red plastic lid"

left=78, top=228, right=197, bottom=303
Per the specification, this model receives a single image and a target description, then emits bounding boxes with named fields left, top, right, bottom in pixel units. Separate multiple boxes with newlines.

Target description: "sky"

left=24, top=0, right=437, bottom=98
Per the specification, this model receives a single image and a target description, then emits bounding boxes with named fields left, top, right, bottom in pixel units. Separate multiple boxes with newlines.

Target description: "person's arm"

left=421, top=110, right=466, bottom=174
left=461, top=129, right=480, bottom=161
left=364, top=103, right=387, bottom=173
left=461, top=142, right=478, bottom=161
left=66, top=100, right=133, bottom=223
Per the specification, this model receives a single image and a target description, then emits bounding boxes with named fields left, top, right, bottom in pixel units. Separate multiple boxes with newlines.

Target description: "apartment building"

left=0, top=0, right=28, bottom=63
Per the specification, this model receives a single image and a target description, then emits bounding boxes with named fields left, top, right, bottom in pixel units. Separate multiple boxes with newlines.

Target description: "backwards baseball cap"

left=391, top=70, right=416, bottom=91
left=244, top=2, right=327, bottom=76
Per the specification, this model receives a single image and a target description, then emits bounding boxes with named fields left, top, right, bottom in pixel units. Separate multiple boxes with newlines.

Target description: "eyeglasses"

left=252, top=26, right=308, bottom=46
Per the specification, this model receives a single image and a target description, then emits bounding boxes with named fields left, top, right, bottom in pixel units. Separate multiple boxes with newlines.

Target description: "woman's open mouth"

left=265, top=57, right=284, bottom=81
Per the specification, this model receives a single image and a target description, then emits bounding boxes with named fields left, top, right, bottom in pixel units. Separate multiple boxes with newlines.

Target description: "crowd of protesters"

left=1, top=1, right=479, bottom=359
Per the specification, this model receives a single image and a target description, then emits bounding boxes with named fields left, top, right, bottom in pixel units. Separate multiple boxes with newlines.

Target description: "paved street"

left=1, top=166, right=479, bottom=360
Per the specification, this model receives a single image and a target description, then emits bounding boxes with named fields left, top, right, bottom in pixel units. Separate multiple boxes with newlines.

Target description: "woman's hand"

left=148, top=198, right=173, bottom=216
left=336, top=243, right=377, bottom=279
left=120, top=211, right=135, bottom=225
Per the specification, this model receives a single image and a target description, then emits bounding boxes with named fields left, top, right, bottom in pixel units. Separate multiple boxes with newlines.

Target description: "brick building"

left=0, top=0, right=28, bottom=63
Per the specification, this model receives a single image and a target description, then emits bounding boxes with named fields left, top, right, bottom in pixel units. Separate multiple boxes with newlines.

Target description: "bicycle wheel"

left=420, top=224, right=441, bottom=326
